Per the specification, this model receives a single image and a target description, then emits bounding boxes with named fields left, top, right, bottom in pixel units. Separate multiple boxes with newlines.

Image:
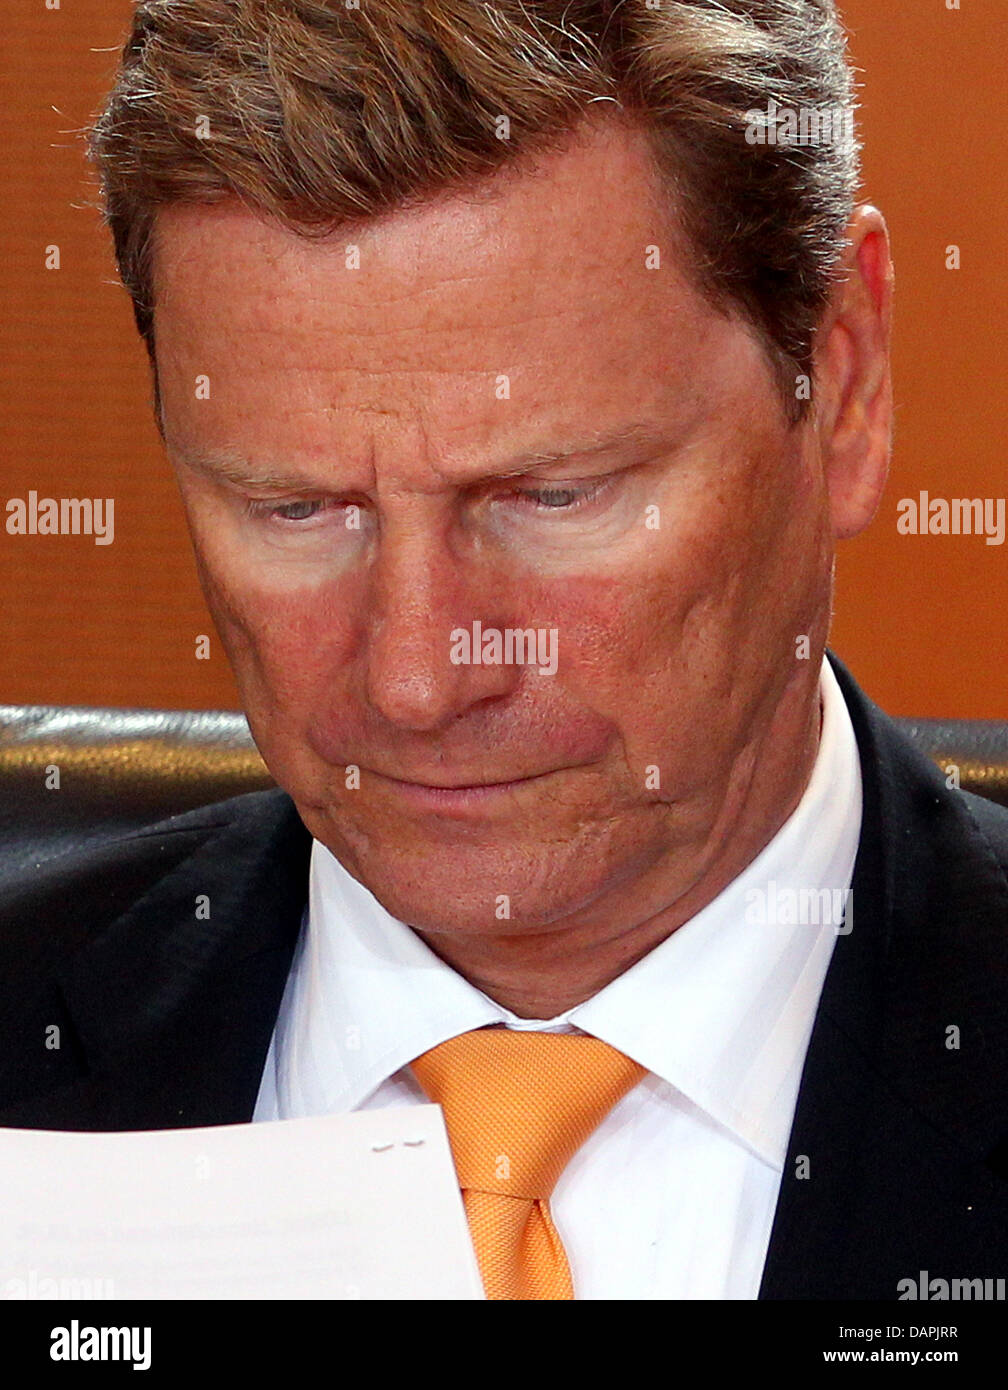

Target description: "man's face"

left=154, top=118, right=834, bottom=941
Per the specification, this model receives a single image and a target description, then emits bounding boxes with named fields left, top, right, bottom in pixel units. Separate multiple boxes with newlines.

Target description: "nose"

left=364, top=511, right=518, bottom=732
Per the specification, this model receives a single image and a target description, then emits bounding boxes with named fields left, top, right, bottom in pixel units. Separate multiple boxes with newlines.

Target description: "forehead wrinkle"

left=227, top=300, right=590, bottom=343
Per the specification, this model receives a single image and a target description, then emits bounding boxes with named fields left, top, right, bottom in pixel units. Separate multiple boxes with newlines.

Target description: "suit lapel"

left=759, top=652, right=1008, bottom=1296
left=0, top=790, right=311, bottom=1131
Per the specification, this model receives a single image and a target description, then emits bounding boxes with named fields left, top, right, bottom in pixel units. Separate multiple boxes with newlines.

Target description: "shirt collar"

left=273, top=655, right=862, bottom=1167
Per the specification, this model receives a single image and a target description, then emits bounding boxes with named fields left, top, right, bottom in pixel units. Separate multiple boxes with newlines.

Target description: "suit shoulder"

left=959, top=785, right=1008, bottom=867
left=0, top=788, right=299, bottom=957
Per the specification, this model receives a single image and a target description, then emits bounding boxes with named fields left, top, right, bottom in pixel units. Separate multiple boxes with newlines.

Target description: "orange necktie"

left=410, top=1028, right=647, bottom=1300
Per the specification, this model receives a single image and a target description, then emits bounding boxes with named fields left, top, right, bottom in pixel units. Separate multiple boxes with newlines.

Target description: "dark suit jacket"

left=1, top=652, right=1006, bottom=1298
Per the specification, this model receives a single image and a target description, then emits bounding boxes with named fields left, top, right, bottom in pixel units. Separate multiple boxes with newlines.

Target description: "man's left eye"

left=512, top=482, right=604, bottom=511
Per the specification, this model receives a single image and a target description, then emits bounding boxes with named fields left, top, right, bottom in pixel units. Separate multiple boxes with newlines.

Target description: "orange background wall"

left=2, top=0, right=1005, bottom=716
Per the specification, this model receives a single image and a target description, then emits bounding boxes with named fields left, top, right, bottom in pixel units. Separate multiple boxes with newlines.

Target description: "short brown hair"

left=90, top=0, right=860, bottom=422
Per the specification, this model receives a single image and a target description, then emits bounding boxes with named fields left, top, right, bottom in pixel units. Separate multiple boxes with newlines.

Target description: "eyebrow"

left=168, top=420, right=669, bottom=493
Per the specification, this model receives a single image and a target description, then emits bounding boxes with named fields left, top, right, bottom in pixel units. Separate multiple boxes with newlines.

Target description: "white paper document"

left=0, top=1104, right=484, bottom=1299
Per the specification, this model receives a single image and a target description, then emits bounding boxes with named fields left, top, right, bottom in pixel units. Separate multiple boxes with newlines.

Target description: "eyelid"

left=506, top=473, right=616, bottom=501
left=519, top=478, right=606, bottom=499
left=243, top=495, right=342, bottom=522
left=503, top=460, right=627, bottom=486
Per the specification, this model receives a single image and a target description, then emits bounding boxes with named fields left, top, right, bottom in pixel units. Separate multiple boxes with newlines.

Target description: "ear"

left=812, top=205, right=894, bottom=540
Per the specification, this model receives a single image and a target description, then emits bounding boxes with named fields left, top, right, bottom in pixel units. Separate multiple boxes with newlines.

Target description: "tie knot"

left=410, top=1028, right=646, bottom=1200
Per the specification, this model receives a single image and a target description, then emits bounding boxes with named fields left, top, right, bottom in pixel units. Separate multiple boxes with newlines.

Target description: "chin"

left=304, top=808, right=620, bottom=936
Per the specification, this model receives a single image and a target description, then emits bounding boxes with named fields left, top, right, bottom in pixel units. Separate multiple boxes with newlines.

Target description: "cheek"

left=199, top=560, right=360, bottom=715
left=536, top=488, right=794, bottom=780
left=536, top=565, right=701, bottom=775
left=546, top=573, right=664, bottom=686
left=541, top=513, right=736, bottom=699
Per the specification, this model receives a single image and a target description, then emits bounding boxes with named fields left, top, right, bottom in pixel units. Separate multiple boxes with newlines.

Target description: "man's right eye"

left=243, top=498, right=329, bottom=523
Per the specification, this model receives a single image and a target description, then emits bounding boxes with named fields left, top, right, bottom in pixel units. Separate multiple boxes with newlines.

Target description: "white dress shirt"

left=254, top=655, right=863, bottom=1299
